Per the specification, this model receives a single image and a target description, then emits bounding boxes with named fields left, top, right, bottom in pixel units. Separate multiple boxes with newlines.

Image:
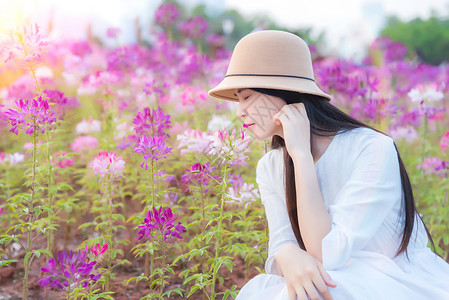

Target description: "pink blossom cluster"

left=0, top=152, right=25, bottom=165
left=207, top=127, right=253, bottom=165
left=89, top=151, right=125, bottom=178
left=132, top=106, right=172, bottom=138
left=5, top=97, right=57, bottom=135
left=176, top=129, right=213, bottom=156
left=371, top=36, right=408, bottom=63
left=53, top=152, right=75, bottom=169
left=70, top=136, right=99, bottom=153
left=43, top=89, right=79, bottom=119
left=154, top=3, right=180, bottom=27
left=417, top=157, right=449, bottom=178
left=0, top=23, right=49, bottom=66
left=90, top=242, right=108, bottom=259
left=178, top=16, right=209, bottom=40
left=441, top=131, right=449, bottom=153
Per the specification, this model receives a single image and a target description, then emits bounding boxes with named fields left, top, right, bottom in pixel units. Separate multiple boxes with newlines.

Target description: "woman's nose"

left=237, top=103, right=246, bottom=119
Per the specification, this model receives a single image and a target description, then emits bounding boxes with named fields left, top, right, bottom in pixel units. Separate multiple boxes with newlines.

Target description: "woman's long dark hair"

left=252, top=88, right=436, bottom=257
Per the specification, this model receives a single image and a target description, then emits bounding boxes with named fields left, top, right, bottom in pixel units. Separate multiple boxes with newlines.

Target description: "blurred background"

left=1, top=0, right=449, bottom=64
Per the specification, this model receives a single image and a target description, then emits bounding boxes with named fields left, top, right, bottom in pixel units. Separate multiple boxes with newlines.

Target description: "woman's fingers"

left=303, top=281, right=321, bottom=300
left=287, top=285, right=297, bottom=300
left=293, top=283, right=308, bottom=300
left=312, top=273, right=334, bottom=300
left=316, top=260, right=337, bottom=288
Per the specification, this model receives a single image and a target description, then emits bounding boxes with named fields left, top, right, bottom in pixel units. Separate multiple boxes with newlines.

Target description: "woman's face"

left=235, top=89, right=286, bottom=140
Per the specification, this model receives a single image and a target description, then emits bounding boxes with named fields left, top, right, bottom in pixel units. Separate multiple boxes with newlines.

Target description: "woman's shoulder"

left=256, top=148, right=283, bottom=179
left=338, top=127, right=394, bottom=149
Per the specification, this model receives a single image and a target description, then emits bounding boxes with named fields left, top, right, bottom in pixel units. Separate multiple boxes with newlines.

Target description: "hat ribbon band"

left=225, top=73, right=315, bottom=82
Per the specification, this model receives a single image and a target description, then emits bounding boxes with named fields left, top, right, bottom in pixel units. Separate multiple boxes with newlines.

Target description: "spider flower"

left=181, top=161, right=219, bottom=193
left=207, top=127, right=253, bottom=165
left=38, top=249, right=100, bottom=290
left=132, top=106, right=171, bottom=138
left=178, top=16, right=209, bottom=40
left=137, top=206, right=186, bottom=242
left=90, top=242, right=108, bottom=259
left=0, top=23, right=49, bottom=65
left=133, top=136, right=172, bottom=169
left=177, top=128, right=213, bottom=156
left=417, top=157, right=449, bottom=179
left=5, top=96, right=57, bottom=135
left=89, top=151, right=125, bottom=178
left=154, top=3, right=179, bottom=27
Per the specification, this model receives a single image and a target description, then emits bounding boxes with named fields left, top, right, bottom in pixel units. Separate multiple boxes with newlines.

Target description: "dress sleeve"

left=256, top=151, right=298, bottom=275
left=321, top=134, right=402, bottom=270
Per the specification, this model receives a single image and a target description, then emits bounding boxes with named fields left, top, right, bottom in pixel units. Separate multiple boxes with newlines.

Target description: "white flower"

left=207, top=114, right=233, bottom=131
left=228, top=182, right=260, bottom=208
left=6, top=153, right=25, bottom=165
left=389, top=126, right=419, bottom=143
left=407, top=83, right=444, bottom=103
left=176, top=129, right=213, bottom=156
left=76, top=118, right=101, bottom=134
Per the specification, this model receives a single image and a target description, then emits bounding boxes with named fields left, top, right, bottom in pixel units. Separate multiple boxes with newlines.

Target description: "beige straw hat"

left=208, top=30, right=331, bottom=102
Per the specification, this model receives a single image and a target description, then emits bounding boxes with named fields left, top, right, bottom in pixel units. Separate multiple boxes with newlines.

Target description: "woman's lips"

left=243, top=123, right=255, bottom=128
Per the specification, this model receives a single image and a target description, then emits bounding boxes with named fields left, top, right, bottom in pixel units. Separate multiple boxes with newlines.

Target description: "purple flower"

left=178, top=16, right=209, bottom=40
left=154, top=3, right=179, bottom=27
left=132, top=106, right=171, bottom=138
left=38, top=249, right=100, bottom=290
left=43, top=89, right=79, bottom=120
left=4, top=96, right=57, bottom=135
left=137, top=206, right=186, bottom=242
left=133, top=136, right=172, bottom=169
left=181, top=162, right=219, bottom=193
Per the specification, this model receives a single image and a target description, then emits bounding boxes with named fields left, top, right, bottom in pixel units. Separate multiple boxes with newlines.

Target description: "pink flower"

left=132, top=106, right=171, bottom=138
left=441, top=131, right=449, bottom=153
left=75, top=118, right=101, bottom=134
left=0, top=23, right=49, bottom=66
left=207, top=127, right=253, bottom=165
left=389, top=126, right=419, bottom=143
left=90, top=242, right=108, bottom=258
left=89, top=151, right=125, bottom=178
left=178, top=16, right=209, bottom=40
left=176, top=129, right=212, bottom=156
left=70, top=136, right=98, bottom=153
left=106, top=27, right=121, bottom=38
left=53, top=152, right=75, bottom=168
left=154, top=3, right=179, bottom=27
left=417, top=157, right=449, bottom=178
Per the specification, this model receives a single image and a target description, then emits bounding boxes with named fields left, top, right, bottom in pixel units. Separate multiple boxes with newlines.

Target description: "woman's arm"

left=292, top=153, right=332, bottom=263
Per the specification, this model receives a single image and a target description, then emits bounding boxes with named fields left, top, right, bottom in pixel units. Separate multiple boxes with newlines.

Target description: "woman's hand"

left=272, top=102, right=311, bottom=160
left=275, top=244, right=337, bottom=300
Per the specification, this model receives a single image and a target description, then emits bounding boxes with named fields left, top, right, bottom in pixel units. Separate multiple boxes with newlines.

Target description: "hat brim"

left=208, top=75, right=331, bottom=102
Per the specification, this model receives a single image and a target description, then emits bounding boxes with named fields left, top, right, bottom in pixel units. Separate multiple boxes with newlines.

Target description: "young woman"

left=208, top=30, right=449, bottom=300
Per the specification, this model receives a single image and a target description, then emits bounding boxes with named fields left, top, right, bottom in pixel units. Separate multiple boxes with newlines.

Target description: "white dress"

left=237, top=127, right=449, bottom=300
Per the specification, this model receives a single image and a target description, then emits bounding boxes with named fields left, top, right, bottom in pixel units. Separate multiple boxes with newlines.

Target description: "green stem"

left=46, top=128, right=54, bottom=255
left=159, top=236, right=166, bottom=299
left=23, top=120, right=38, bottom=300
left=210, top=163, right=228, bottom=299
left=106, top=177, right=113, bottom=291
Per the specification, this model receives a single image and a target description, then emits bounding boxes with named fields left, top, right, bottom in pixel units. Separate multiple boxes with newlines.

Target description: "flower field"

left=0, top=3, right=449, bottom=300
